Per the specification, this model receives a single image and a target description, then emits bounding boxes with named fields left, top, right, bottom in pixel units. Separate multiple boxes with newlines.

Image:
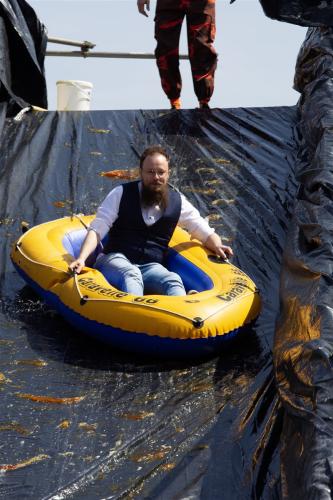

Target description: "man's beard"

left=141, top=183, right=169, bottom=210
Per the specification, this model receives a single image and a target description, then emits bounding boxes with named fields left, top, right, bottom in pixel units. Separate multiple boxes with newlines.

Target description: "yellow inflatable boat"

left=11, top=215, right=261, bottom=358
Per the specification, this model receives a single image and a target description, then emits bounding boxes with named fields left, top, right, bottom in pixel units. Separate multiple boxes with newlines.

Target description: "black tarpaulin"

left=275, top=26, right=333, bottom=498
left=0, top=0, right=47, bottom=115
left=0, top=106, right=297, bottom=498
left=259, top=0, right=333, bottom=27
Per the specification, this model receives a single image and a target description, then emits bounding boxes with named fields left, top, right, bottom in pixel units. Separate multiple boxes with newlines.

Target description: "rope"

left=15, top=218, right=258, bottom=328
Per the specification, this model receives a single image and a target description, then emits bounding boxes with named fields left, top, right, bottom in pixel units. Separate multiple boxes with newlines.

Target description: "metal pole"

left=46, top=50, right=189, bottom=59
left=47, top=36, right=95, bottom=50
left=46, top=36, right=189, bottom=59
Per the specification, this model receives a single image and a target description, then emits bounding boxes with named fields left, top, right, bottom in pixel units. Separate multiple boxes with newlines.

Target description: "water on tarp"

left=0, top=107, right=297, bottom=499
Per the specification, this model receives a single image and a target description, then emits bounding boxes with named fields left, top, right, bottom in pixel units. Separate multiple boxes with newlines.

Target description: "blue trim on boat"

left=166, top=248, right=213, bottom=292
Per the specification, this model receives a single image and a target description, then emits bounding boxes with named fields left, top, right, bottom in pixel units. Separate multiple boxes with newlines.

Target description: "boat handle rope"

left=14, top=242, right=202, bottom=324
left=71, top=272, right=259, bottom=328
left=72, top=213, right=89, bottom=229
left=71, top=271, right=206, bottom=325
left=15, top=242, right=73, bottom=276
left=15, top=240, right=258, bottom=329
left=198, top=290, right=259, bottom=323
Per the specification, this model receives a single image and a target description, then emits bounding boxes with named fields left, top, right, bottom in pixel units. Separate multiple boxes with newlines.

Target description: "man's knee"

left=162, top=271, right=185, bottom=296
left=168, top=271, right=183, bottom=285
left=97, top=253, right=141, bottom=280
left=124, top=266, right=142, bottom=282
left=117, top=263, right=143, bottom=293
left=159, top=270, right=184, bottom=288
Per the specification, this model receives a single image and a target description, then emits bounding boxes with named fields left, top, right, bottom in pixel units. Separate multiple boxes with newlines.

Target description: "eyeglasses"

left=142, top=169, right=168, bottom=178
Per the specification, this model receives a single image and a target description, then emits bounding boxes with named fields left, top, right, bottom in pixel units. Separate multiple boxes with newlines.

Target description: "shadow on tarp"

left=0, top=106, right=297, bottom=499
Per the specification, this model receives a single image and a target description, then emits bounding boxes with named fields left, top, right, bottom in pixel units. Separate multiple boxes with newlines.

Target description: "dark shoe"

left=199, top=101, right=210, bottom=110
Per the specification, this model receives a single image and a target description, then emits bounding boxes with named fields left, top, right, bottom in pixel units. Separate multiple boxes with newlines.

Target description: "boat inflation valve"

left=80, top=295, right=89, bottom=306
left=192, top=317, right=204, bottom=328
left=21, top=221, right=30, bottom=233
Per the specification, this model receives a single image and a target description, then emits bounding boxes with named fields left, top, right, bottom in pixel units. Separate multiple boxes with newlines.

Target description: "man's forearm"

left=69, top=229, right=100, bottom=274
left=78, top=229, right=100, bottom=261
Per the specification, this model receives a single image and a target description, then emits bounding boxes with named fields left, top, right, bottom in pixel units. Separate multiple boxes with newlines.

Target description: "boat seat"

left=62, top=228, right=213, bottom=293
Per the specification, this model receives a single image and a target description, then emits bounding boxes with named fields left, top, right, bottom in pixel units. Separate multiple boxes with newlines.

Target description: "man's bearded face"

left=140, top=153, right=170, bottom=208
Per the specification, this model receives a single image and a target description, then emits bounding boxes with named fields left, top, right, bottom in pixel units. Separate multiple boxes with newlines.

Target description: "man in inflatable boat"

left=69, top=146, right=233, bottom=296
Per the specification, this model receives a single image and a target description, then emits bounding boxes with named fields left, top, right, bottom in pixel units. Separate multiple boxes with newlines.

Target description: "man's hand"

left=69, top=258, right=86, bottom=274
left=68, top=229, right=99, bottom=275
left=137, top=0, right=150, bottom=17
left=216, top=244, right=233, bottom=260
left=204, top=233, right=233, bottom=260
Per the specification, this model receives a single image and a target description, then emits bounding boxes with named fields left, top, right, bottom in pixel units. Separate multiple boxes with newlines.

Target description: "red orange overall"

left=154, top=0, right=217, bottom=108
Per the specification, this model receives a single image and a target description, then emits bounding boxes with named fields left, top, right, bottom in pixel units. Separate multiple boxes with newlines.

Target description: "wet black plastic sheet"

left=0, top=106, right=297, bottom=498
left=275, top=27, right=333, bottom=499
left=0, top=0, right=47, bottom=115
left=259, top=0, right=333, bottom=27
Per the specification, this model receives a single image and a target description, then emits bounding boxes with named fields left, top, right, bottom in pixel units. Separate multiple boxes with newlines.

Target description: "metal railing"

left=46, top=36, right=189, bottom=60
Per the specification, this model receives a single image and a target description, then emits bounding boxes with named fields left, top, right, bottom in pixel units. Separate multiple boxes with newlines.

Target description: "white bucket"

left=56, top=80, right=93, bottom=111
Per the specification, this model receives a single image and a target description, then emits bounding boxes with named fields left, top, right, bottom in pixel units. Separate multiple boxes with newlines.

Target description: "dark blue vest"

left=103, top=181, right=181, bottom=264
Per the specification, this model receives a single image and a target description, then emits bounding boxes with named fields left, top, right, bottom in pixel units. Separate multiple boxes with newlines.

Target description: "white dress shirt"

left=90, top=182, right=215, bottom=243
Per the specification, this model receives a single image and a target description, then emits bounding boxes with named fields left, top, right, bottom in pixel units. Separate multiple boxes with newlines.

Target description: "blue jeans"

left=94, top=252, right=186, bottom=296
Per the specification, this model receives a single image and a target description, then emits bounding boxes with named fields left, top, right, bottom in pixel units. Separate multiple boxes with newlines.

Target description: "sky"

left=29, top=0, right=308, bottom=111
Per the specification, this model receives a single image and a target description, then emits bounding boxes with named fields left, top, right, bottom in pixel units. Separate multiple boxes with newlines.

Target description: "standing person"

left=137, top=0, right=217, bottom=110
left=69, top=146, right=232, bottom=295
